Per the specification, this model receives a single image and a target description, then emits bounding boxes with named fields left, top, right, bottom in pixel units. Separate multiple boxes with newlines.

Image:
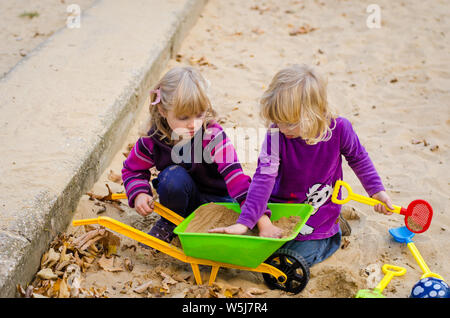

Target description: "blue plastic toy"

left=410, top=277, right=449, bottom=298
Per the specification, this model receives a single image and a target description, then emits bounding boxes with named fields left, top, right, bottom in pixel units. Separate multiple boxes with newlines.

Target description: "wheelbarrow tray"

left=174, top=203, right=313, bottom=268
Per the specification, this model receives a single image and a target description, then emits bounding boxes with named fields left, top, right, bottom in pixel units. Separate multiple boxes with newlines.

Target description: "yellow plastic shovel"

left=389, top=226, right=444, bottom=281
left=355, top=264, right=406, bottom=298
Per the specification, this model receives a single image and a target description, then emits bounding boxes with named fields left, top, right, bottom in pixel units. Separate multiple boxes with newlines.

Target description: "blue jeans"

left=281, top=230, right=342, bottom=267
left=152, top=165, right=234, bottom=223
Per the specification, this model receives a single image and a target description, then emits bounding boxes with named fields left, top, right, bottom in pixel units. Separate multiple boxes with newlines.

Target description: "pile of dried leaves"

left=131, top=273, right=267, bottom=299
left=18, top=225, right=124, bottom=298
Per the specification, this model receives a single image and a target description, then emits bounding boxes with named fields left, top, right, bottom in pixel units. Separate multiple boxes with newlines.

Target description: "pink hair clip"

left=150, top=88, right=161, bottom=105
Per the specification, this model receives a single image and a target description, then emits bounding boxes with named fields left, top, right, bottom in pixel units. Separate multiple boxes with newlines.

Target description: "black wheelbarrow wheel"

left=262, top=248, right=310, bottom=294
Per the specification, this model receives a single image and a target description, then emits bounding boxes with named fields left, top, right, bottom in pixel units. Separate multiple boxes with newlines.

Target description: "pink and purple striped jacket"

left=122, top=121, right=251, bottom=208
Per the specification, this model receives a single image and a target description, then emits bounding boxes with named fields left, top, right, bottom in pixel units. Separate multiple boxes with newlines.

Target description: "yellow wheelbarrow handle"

left=72, top=216, right=288, bottom=286
left=110, top=193, right=184, bottom=226
left=332, top=180, right=403, bottom=214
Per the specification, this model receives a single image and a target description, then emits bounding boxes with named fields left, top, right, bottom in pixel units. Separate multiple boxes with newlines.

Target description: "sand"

left=5, top=0, right=449, bottom=298
left=0, top=0, right=95, bottom=78
left=185, top=203, right=240, bottom=234
left=184, top=203, right=301, bottom=238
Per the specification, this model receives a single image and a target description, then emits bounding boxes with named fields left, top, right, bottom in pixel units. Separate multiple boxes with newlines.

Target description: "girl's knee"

left=157, top=165, right=193, bottom=196
left=158, top=165, right=188, bottom=181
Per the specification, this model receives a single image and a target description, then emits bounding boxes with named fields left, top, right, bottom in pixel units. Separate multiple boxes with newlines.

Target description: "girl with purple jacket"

left=210, top=64, right=393, bottom=267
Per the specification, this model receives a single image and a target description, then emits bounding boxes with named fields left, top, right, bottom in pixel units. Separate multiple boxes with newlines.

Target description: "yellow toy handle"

left=110, top=193, right=184, bottom=226
left=406, top=243, right=445, bottom=280
left=111, top=193, right=127, bottom=200
left=375, top=264, right=407, bottom=293
left=332, top=180, right=402, bottom=214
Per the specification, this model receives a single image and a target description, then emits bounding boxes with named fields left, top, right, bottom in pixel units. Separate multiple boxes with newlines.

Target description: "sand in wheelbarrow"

left=185, top=203, right=301, bottom=238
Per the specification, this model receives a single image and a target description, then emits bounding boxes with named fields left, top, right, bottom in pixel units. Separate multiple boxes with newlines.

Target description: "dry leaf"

left=246, top=287, right=266, bottom=296
left=98, top=255, right=124, bottom=272
left=172, top=271, right=191, bottom=282
left=111, top=201, right=125, bottom=213
left=72, top=228, right=104, bottom=248
left=160, top=271, right=177, bottom=293
left=17, top=284, right=26, bottom=297
left=124, top=257, right=134, bottom=271
left=123, top=143, right=135, bottom=158
left=341, top=237, right=351, bottom=249
left=252, top=28, right=264, bottom=35
left=188, top=56, right=217, bottom=69
left=80, top=234, right=105, bottom=251
left=121, top=244, right=137, bottom=252
left=107, top=170, right=122, bottom=184
left=430, top=145, right=439, bottom=152
left=41, top=248, right=60, bottom=268
left=250, top=5, right=271, bottom=14
left=86, top=184, right=116, bottom=202
left=134, top=280, right=154, bottom=294
left=55, top=260, right=71, bottom=272
left=65, top=264, right=82, bottom=297
left=171, top=288, right=190, bottom=298
left=58, top=278, right=71, bottom=298
left=289, top=24, right=317, bottom=36
left=95, top=203, right=107, bottom=214
left=37, top=268, right=58, bottom=280
left=224, top=289, right=234, bottom=298
left=99, top=231, right=121, bottom=257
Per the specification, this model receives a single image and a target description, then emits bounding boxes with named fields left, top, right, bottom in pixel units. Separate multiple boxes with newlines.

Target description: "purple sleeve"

left=237, top=129, right=279, bottom=229
left=121, top=137, right=155, bottom=208
left=339, top=118, right=385, bottom=196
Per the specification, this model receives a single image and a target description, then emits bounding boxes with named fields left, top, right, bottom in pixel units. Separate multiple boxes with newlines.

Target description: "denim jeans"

left=152, top=165, right=234, bottom=222
left=281, top=230, right=342, bottom=267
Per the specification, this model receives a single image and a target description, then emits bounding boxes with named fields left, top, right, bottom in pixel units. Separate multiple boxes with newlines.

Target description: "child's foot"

left=339, top=214, right=351, bottom=236
left=139, top=219, right=176, bottom=251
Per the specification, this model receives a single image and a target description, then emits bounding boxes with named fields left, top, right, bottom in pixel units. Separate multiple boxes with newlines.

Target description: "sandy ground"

left=5, top=0, right=449, bottom=298
left=0, top=0, right=96, bottom=78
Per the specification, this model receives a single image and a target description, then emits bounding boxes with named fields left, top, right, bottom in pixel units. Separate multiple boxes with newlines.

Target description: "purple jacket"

left=122, top=121, right=251, bottom=208
left=237, top=117, right=385, bottom=241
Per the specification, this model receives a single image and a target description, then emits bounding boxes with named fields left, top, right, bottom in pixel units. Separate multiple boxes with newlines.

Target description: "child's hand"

left=135, top=193, right=154, bottom=216
left=208, top=223, right=248, bottom=235
left=257, top=214, right=283, bottom=238
left=258, top=223, right=283, bottom=238
left=371, top=191, right=394, bottom=215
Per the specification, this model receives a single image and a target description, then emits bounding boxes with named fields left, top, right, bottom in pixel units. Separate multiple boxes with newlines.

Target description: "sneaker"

left=139, top=219, right=176, bottom=251
left=339, top=214, right=352, bottom=236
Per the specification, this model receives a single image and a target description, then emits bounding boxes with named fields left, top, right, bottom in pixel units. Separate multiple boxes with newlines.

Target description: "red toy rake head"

left=403, top=200, right=433, bottom=234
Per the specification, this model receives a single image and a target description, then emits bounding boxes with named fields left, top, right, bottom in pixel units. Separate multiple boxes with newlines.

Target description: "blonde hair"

left=260, top=64, right=335, bottom=145
left=149, top=66, right=216, bottom=144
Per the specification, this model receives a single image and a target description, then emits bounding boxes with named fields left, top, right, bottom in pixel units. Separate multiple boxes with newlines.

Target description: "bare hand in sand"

left=371, top=191, right=393, bottom=215
left=257, top=214, right=283, bottom=238
left=208, top=223, right=248, bottom=235
left=135, top=193, right=154, bottom=216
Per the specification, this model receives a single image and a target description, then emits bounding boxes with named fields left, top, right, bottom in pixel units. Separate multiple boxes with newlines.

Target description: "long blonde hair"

left=149, top=66, right=216, bottom=144
left=260, top=64, right=335, bottom=145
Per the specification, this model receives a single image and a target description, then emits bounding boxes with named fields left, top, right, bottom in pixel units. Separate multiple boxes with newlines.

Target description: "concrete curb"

left=0, top=0, right=207, bottom=297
